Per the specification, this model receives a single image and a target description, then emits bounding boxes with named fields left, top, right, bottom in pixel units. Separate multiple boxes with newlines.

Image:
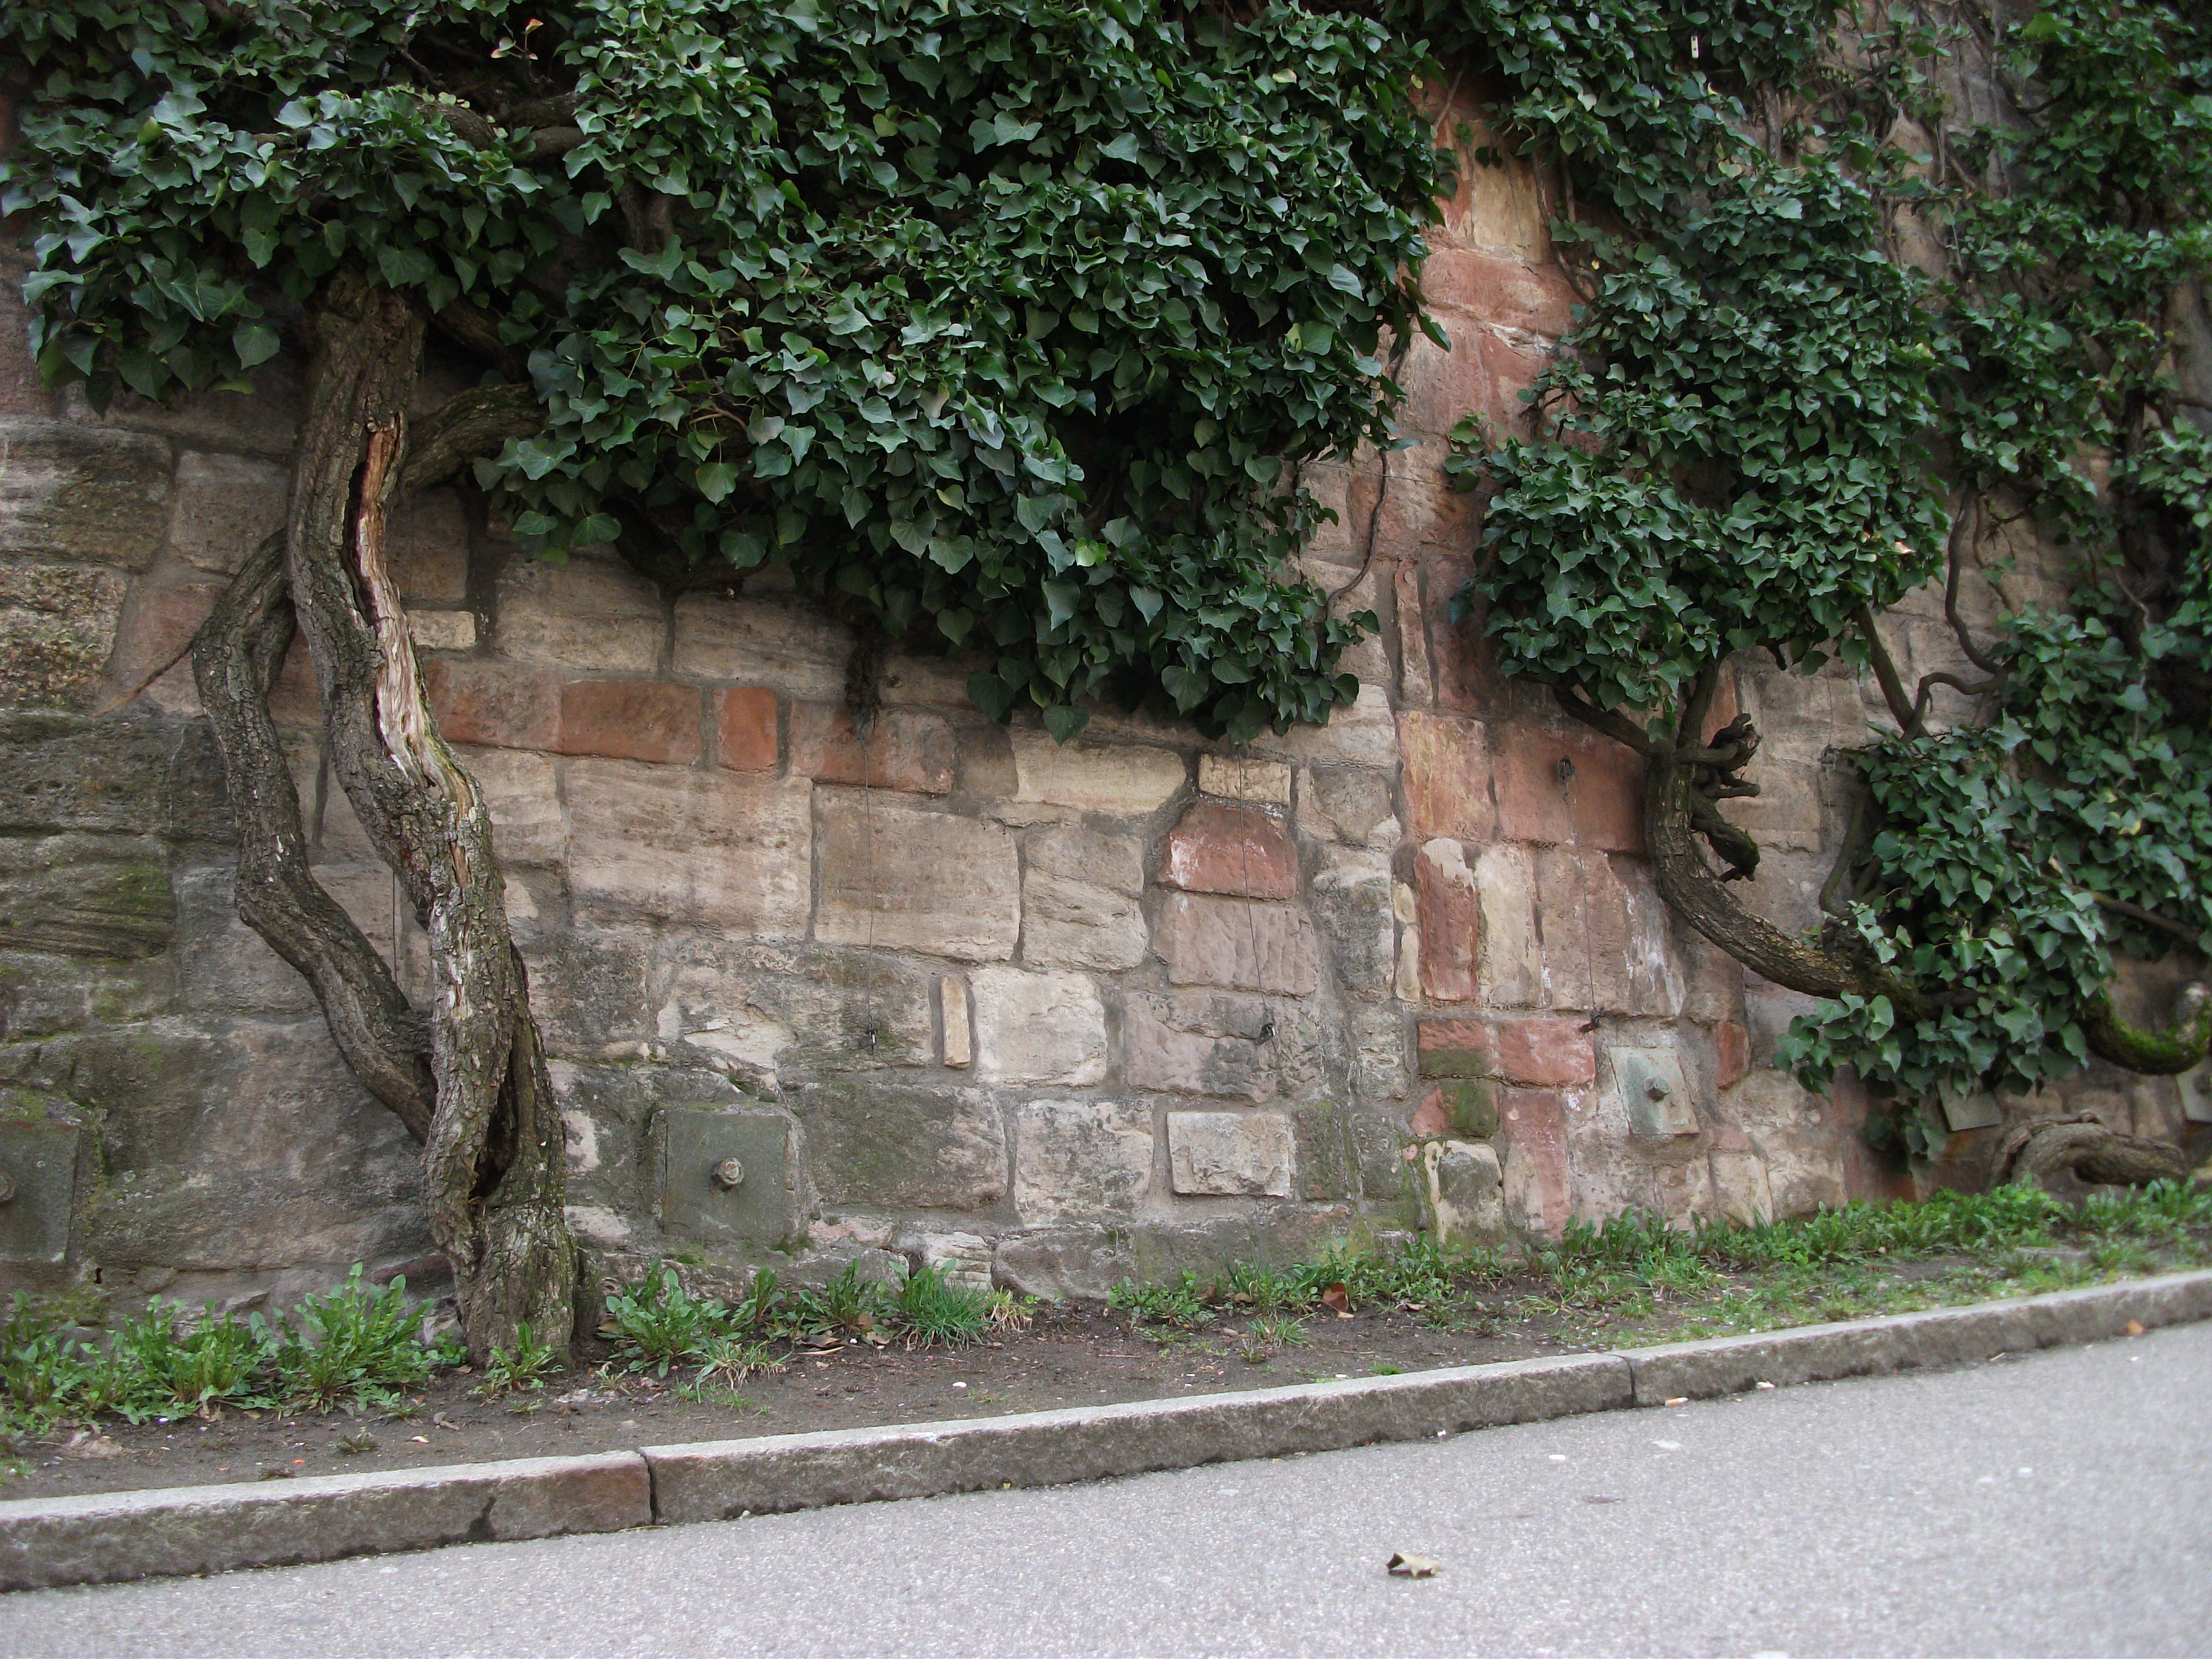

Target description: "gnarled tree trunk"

left=192, top=269, right=572, bottom=1359
left=1996, top=1114, right=2191, bottom=1191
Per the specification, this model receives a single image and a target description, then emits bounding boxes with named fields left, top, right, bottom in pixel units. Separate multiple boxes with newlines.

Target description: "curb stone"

left=3, top=1268, right=2208, bottom=1593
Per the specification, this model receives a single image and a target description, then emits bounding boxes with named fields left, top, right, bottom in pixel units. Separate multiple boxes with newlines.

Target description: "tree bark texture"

left=195, top=269, right=573, bottom=1358
left=1996, top=1114, right=2191, bottom=1190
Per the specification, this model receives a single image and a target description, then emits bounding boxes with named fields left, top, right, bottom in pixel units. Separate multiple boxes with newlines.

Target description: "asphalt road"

left=6, top=1322, right=2208, bottom=1658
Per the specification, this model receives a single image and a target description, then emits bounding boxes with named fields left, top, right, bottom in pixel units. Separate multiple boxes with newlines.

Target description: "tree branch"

left=1857, top=603, right=1920, bottom=733
left=189, top=532, right=436, bottom=1140
left=1945, top=491, right=2008, bottom=675
left=1551, top=681, right=1658, bottom=757
left=400, top=381, right=542, bottom=498
left=2080, top=983, right=2211, bottom=1075
left=2088, top=893, right=2212, bottom=950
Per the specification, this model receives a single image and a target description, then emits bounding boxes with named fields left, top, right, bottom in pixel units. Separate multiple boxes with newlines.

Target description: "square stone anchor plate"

left=653, top=1105, right=798, bottom=1248
left=0, top=1121, right=80, bottom=1265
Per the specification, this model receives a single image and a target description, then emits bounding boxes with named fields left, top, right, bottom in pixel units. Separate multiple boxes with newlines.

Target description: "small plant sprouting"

left=477, top=1323, right=564, bottom=1399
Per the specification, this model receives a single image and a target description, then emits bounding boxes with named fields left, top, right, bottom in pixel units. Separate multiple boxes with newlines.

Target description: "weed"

left=604, top=1262, right=731, bottom=1376
left=1108, top=1272, right=1213, bottom=1330
left=477, top=1322, right=564, bottom=1399
left=986, top=1291, right=1038, bottom=1335
left=672, top=1381, right=761, bottom=1410
left=697, top=1336, right=784, bottom=1387
left=334, top=1426, right=378, bottom=1455
left=1372, top=1361, right=1404, bottom=1376
left=276, top=1268, right=432, bottom=1411
left=108, top=1301, right=277, bottom=1422
left=891, top=1264, right=990, bottom=1349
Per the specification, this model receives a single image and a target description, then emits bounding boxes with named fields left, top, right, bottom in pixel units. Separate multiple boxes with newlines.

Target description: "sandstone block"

left=1260, top=682, right=1398, bottom=768
left=1399, top=710, right=1494, bottom=842
left=1442, top=117, right=1551, bottom=257
left=672, top=592, right=849, bottom=700
left=1415, top=839, right=1478, bottom=1003
left=1300, top=770, right=1393, bottom=853
left=969, top=966, right=1107, bottom=1086
left=558, top=680, right=703, bottom=766
left=166, top=451, right=289, bottom=573
left=0, top=833, right=174, bottom=958
left=1309, top=845, right=1394, bottom=1002
left=1152, top=892, right=1320, bottom=995
left=941, top=974, right=972, bottom=1068
left=816, top=799, right=1019, bottom=961
left=1022, top=869, right=1148, bottom=972
left=1423, top=250, right=1576, bottom=334
left=1416, top=1138, right=1508, bottom=1247
left=422, top=658, right=561, bottom=750
left=1013, top=1099, right=1154, bottom=1222
left=0, top=564, right=127, bottom=711
left=102, top=575, right=223, bottom=714
left=1167, top=1111, right=1295, bottom=1197
left=1158, top=800, right=1298, bottom=899
left=715, top=687, right=780, bottom=772
left=1025, top=823, right=1144, bottom=895
left=1411, top=1078, right=1498, bottom=1140
left=1123, top=990, right=1276, bottom=1101
left=1716, top=1020, right=1751, bottom=1092
left=387, top=489, right=470, bottom=606
left=917, top=1232, right=994, bottom=1293
left=495, top=555, right=663, bottom=674
left=0, top=421, right=172, bottom=569
left=1418, top=1015, right=1595, bottom=1087
left=452, top=745, right=564, bottom=868
left=1197, top=754, right=1291, bottom=805
left=1709, top=1149, right=1775, bottom=1225
left=1010, top=729, right=1185, bottom=815
left=1491, top=723, right=1646, bottom=853
left=793, top=1081, right=1005, bottom=1211
left=405, top=611, right=477, bottom=653
left=790, top=703, right=954, bottom=794
left=567, top=760, right=811, bottom=935
left=1498, top=1088, right=1571, bottom=1238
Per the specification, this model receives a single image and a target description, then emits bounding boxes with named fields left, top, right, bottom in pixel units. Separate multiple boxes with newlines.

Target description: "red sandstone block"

left=1422, top=249, right=1577, bottom=336
left=1394, top=314, right=1495, bottom=442
left=1414, top=840, right=1477, bottom=1004
left=558, top=679, right=703, bottom=766
left=1398, top=709, right=1494, bottom=842
left=789, top=702, right=954, bottom=794
left=1715, top=1020, right=1751, bottom=1092
left=422, top=658, right=561, bottom=751
left=1498, top=1086, right=1572, bottom=1238
left=1491, top=1015, right=1595, bottom=1087
left=1157, top=800, right=1298, bottom=900
left=1491, top=723, right=1647, bottom=853
left=1425, top=556, right=1517, bottom=716
left=1480, top=331, right=1553, bottom=431
left=715, top=686, right=780, bottom=772
left=1490, top=723, right=1574, bottom=846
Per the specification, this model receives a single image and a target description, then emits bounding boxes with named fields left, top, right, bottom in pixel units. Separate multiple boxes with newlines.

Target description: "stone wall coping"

left=3, top=1269, right=2206, bottom=1593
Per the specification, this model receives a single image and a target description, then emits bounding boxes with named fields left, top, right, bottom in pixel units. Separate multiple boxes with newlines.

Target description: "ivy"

left=0, top=0, right=1445, bottom=742
left=1432, top=0, right=2211, bottom=1106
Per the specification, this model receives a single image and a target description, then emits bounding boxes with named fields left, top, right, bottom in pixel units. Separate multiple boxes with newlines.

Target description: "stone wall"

left=3, top=94, right=2203, bottom=1312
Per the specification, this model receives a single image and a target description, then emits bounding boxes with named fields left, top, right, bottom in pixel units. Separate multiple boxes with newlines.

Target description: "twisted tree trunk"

left=191, top=270, right=572, bottom=1359
left=1996, top=1114, right=2191, bottom=1190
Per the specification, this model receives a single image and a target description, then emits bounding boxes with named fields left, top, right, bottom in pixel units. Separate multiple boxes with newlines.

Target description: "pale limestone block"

left=406, top=609, right=477, bottom=652
left=970, top=966, right=1107, bottom=1086
left=1013, top=1100, right=1154, bottom=1222
left=566, top=760, right=811, bottom=935
left=495, top=555, right=663, bottom=673
left=1198, top=753, right=1293, bottom=805
left=1166, top=1110, right=1295, bottom=1197
left=1708, top=1150, right=1776, bottom=1226
left=941, top=974, right=973, bottom=1068
left=1255, top=682, right=1398, bottom=767
left=672, top=591, right=851, bottom=699
left=1124, top=990, right=1276, bottom=1102
left=1010, top=729, right=1186, bottom=815
left=1299, top=765, right=1397, bottom=847
left=1417, top=1139, right=1507, bottom=1247
left=919, top=1232, right=994, bottom=1293
left=815, top=797, right=1019, bottom=962
left=168, top=451, right=289, bottom=573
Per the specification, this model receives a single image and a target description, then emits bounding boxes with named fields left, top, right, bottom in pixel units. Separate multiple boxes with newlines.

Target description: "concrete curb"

left=3, top=1267, right=2206, bottom=1593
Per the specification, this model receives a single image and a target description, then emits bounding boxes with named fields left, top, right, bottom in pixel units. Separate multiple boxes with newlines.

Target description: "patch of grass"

left=1108, top=1271, right=1214, bottom=1332
left=476, top=1322, right=564, bottom=1399
left=891, top=1264, right=990, bottom=1349
left=108, top=1300, right=276, bottom=1422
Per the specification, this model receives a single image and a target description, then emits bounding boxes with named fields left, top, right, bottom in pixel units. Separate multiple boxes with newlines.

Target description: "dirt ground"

left=3, top=1298, right=1597, bottom=1503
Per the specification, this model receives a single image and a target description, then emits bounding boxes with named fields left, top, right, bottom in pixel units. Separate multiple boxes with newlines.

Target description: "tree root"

left=1995, top=1113, right=2192, bottom=1190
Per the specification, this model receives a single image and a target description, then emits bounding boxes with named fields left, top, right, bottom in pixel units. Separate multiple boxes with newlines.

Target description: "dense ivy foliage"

left=1439, top=0, right=2211, bottom=1110
left=0, top=0, right=1446, bottom=740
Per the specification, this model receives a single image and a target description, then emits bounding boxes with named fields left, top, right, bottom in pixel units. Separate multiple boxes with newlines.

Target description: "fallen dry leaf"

left=59, top=1431, right=122, bottom=1460
left=1386, top=1552, right=1441, bottom=1578
left=1321, top=1284, right=1353, bottom=1318
left=2126, top=1319, right=2146, bottom=1337
left=409, top=1436, right=429, bottom=1444
left=432, top=1412, right=463, bottom=1432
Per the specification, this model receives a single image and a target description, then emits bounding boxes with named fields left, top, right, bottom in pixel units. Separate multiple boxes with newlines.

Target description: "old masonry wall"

left=2, top=89, right=2204, bottom=1314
